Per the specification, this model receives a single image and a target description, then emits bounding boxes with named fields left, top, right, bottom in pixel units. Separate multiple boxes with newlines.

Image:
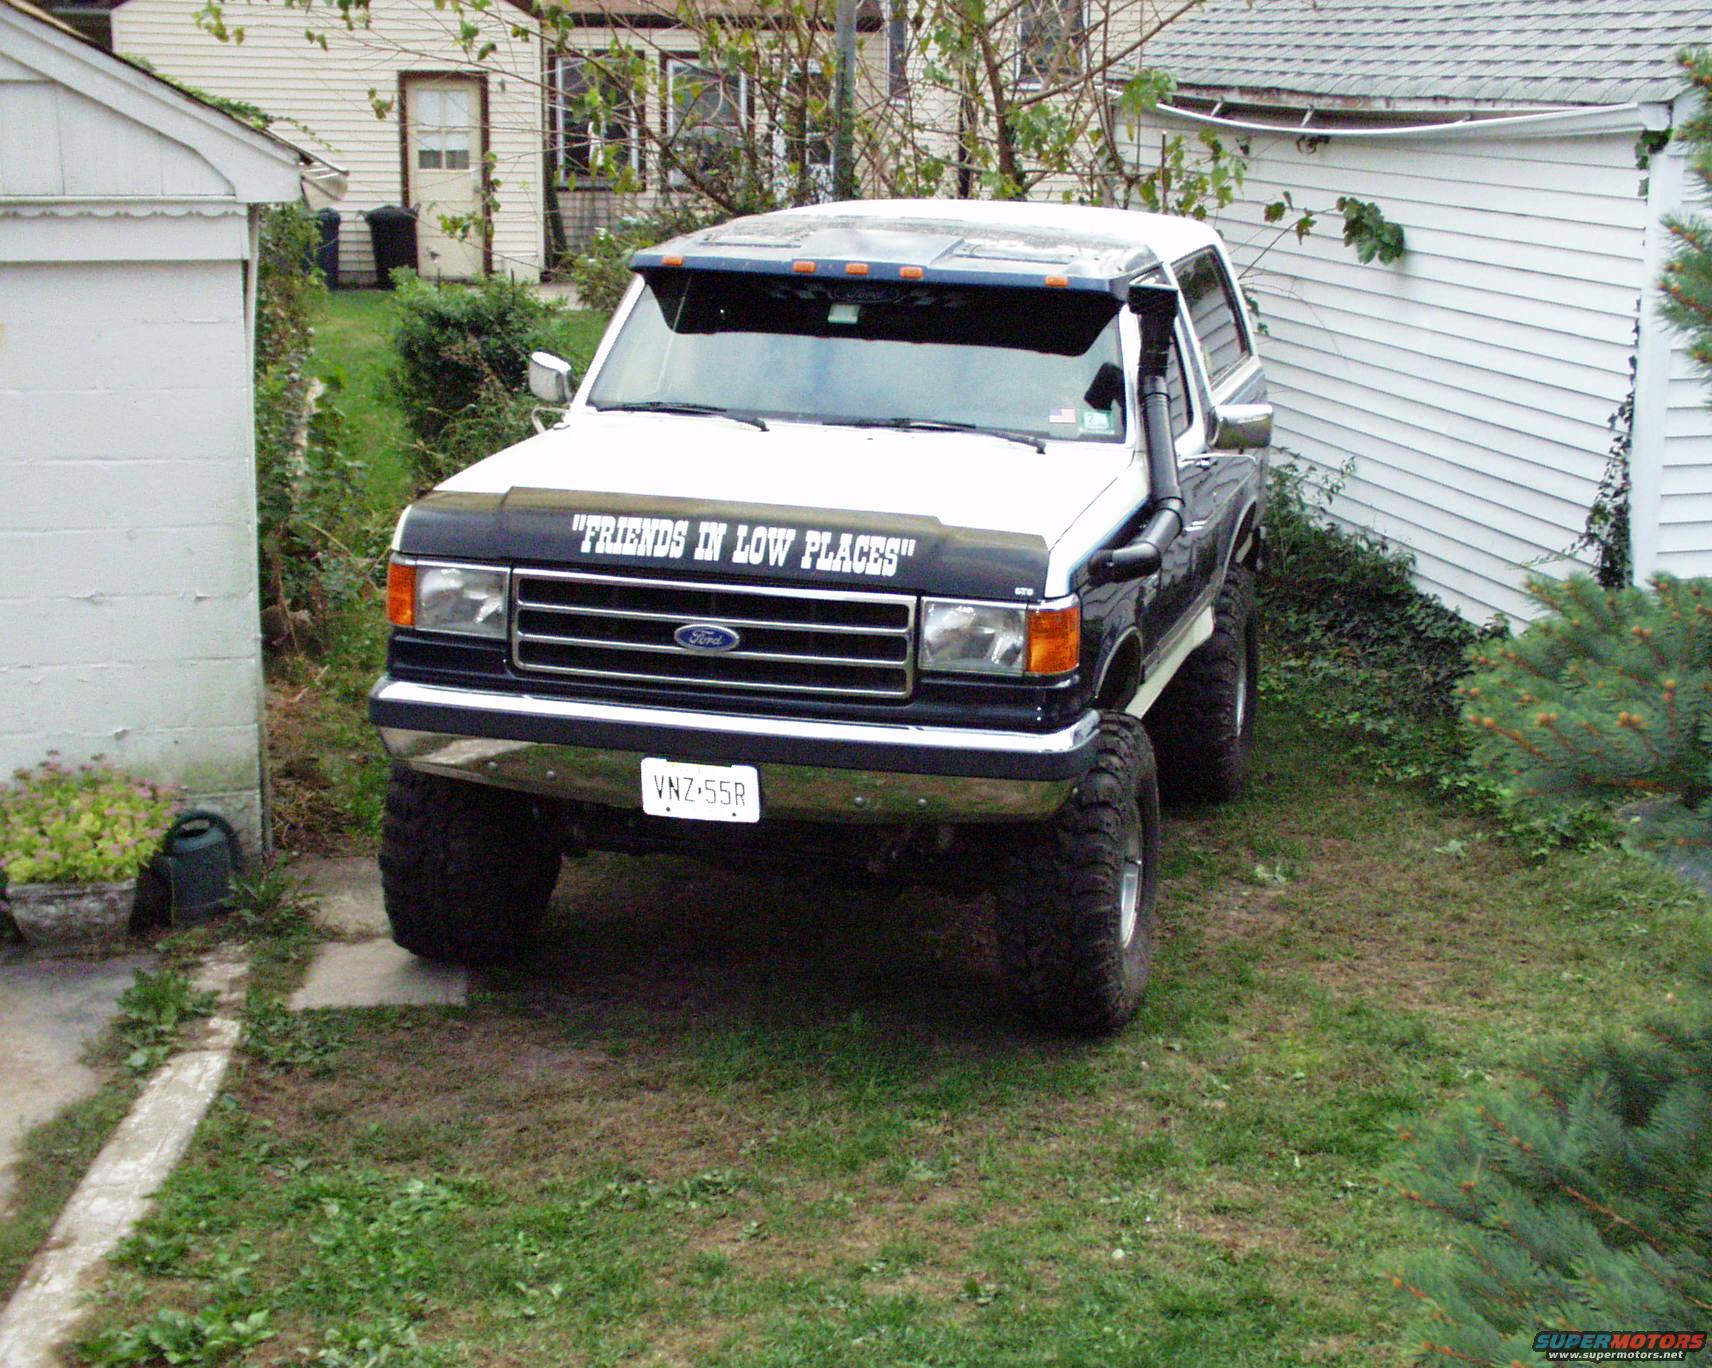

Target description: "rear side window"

left=1175, top=250, right=1251, bottom=388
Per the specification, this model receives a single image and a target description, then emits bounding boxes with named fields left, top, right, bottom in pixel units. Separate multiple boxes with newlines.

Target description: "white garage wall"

left=1125, top=112, right=1655, bottom=623
left=0, top=255, right=266, bottom=839
left=113, top=0, right=546, bottom=282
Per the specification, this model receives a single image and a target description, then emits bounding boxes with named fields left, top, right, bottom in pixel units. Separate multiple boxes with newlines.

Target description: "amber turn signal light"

left=386, top=559, right=416, bottom=628
left=1026, top=602, right=1081, bottom=675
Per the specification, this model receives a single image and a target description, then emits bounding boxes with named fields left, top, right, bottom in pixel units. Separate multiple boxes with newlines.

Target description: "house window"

left=414, top=87, right=472, bottom=171
left=1017, top=0, right=1084, bottom=85
left=1174, top=249, right=1252, bottom=389
left=776, top=63, right=833, bottom=196
left=553, top=53, right=641, bottom=187
left=887, top=1, right=909, bottom=98
left=666, top=57, right=748, bottom=188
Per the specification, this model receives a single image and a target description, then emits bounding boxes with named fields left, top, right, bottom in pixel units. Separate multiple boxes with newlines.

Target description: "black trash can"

left=313, top=208, right=341, bottom=288
left=364, top=204, right=418, bottom=287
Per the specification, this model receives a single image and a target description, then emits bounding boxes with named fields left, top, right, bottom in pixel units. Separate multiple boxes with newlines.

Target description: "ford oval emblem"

left=674, top=622, right=742, bottom=653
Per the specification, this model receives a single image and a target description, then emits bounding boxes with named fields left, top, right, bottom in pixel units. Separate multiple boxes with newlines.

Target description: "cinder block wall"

left=0, top=258, right=267, bottom=851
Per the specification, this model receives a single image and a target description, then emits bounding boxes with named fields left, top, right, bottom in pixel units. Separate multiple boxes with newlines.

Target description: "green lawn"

left=76, top=689, right=1712, bottom=1365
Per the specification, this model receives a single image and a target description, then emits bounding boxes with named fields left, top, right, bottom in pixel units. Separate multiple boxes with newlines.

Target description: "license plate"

left=640, top=758, right=761, bottom=823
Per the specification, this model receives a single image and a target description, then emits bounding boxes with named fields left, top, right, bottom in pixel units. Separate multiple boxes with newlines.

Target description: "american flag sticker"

left=1048, top=407, right=1077, bottom=425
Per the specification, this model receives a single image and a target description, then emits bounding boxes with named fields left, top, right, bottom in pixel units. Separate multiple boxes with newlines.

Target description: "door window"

left=1164, top=335, right=1193, bottom=438
left=1175, top=249, right=1250, bottom=388
left=415, top=87, right=472, bottom=172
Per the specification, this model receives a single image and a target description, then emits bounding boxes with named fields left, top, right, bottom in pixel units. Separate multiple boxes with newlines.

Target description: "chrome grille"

left=511, top=568, right=916, bottom=699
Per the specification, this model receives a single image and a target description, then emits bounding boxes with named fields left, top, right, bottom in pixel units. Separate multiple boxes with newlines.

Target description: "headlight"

left=386, top=559, right=509, bottom=638
left=920, top=597, right=1080, bottom=676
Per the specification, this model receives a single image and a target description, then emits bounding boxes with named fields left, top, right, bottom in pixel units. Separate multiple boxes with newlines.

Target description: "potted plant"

left=0, top=757, right=180, bottom=951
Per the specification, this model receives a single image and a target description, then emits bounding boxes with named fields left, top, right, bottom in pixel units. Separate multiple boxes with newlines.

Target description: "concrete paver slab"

left=0, top=952, right=154, bottom=1212
left=289, top=938, right=466, bottom=1010
left=292, top=854, right=388, bottom=938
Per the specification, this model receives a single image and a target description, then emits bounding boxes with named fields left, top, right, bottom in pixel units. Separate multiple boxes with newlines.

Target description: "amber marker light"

left=845, top=262, right=870, bottom=275
left=386, top=559, right=416, bottom=628
left=899, top=265, right=924, bottom=279
left=1026, top=601, right=1081, bottom=675
left=661, top=253, right=684, bottom=267
left=1044, top=274, right=1070, bottom=288
left=792, top=259, right=817, bottom=274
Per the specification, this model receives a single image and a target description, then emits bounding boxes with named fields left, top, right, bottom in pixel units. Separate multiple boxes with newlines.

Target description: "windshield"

left=587, top=271, right=1129, bottom=444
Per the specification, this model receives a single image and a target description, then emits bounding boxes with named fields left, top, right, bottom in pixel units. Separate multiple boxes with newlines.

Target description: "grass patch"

left=0, top=1080, right=140, bottom=1298
left=74, top=679, right=1712, bottom=1364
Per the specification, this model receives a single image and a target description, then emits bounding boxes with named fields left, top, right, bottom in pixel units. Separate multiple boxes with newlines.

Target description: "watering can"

left=153, top=810, right=245, bottom=926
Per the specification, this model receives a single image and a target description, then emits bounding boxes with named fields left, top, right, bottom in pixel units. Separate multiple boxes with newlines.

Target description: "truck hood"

left=402, top=410, right=1135, bottom=599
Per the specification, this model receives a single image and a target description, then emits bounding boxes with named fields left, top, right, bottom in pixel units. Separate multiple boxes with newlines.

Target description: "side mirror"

left=528, top=351, right=575, bottom=405
left=1212, top=402, right=1273, bottom=451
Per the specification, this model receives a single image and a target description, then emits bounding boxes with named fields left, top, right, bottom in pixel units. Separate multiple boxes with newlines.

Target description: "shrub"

left=1264, top=457, right=1486, bottom=720
left=254, top=204, right=372, bottom=650
left=1261, top=458, right=1616, bottom=854
left=0, top=758, right=181, bottom=886
left=1389, top=971, right=1712, bottom=1365
left=565, top=201, right=728, bottom=313
left=390, top=270, right=588, bottom=476
left=1464, top=574, right=1712, bottom=847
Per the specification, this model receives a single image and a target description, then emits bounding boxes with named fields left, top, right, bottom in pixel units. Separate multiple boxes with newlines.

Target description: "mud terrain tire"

left=1148, top=565, right=1259, bottom=804
left=380, top=767, right=562, bottom=964
left=996, top=715, right=1160, bottom=1035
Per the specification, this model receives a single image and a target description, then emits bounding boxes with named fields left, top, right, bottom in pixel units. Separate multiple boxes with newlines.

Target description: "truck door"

left=1172, top=247, right=1265, bottom=590
left=1138, top=307, right=1216, bottom=658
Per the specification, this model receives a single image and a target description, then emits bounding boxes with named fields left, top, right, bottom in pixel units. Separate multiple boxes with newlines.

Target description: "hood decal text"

left=572, top=513, right=919, bottom=580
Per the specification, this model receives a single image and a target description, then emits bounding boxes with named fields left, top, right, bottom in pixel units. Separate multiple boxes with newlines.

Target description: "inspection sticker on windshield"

left=641, top=758, right=761, bottom=823
left=1080, top=410, right=1113, bottom=434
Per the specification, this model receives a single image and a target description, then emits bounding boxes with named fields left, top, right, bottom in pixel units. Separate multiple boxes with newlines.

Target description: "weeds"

left=242, top=992, right=347, bottom=1074
left=80, top=1306, right=275, bottom=1368
left=114, top=968, right=215, bottom=1076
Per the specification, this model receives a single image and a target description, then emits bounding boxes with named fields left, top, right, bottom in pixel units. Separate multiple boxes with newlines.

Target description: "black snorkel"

left=1088, top=280, right=1184, bottom=584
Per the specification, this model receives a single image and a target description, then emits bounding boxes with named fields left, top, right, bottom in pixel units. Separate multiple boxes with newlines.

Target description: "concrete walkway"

left=288, top=855, right=467, bottom=1009
left=0, top=950, right=154, bottom=1212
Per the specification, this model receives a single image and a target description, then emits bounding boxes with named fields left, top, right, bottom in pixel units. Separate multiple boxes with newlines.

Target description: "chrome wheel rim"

left=1119, top=826, right=1143, bottom=948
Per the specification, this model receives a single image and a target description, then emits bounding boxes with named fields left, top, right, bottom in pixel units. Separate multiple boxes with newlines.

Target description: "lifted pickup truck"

left=369, top=199, right=1271, bottom=1034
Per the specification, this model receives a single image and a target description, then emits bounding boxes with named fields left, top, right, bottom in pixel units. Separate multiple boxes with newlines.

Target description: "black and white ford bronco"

left=369, top=199, right=1272, bottom=1033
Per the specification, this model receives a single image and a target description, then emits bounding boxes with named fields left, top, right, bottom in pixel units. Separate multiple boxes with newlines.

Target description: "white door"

left=405, top=76, right=484, bottom=279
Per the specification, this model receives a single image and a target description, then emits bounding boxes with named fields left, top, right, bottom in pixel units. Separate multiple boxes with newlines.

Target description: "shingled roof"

left=1142, top=0, right=1710, bottom=111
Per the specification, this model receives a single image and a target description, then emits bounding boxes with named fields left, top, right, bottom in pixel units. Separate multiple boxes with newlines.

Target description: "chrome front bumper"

left=370, top=678, right=1098, bottom=823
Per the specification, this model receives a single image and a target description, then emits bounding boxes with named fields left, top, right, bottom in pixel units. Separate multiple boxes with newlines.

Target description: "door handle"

left=1182, top=456, right=1215, bottom=471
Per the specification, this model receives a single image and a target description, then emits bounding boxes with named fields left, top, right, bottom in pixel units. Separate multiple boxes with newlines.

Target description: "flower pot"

left=4, top=880, right=136, bottom=953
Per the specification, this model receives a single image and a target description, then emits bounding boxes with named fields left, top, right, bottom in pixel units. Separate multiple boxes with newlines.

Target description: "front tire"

left=996, top=715, right=1161, bottom=1035
left=1148, top=565, right=1259, bottom=804
left=379, top=767, right=562, bottom=964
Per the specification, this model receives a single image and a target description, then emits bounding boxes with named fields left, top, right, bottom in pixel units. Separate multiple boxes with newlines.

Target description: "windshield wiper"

left=823, top=416, right=1045, bottom=453
left=596, top=401, right=768, bottom=432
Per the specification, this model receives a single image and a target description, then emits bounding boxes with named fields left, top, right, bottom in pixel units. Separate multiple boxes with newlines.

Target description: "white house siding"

left=112, top=0, right=546, bottom=281
left=1640, top=119, right=1712, bottom=581
left=1124, top=112, right=1656, bottom=623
